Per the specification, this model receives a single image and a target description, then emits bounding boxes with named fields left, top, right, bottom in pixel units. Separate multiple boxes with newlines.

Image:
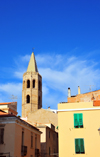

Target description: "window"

left=74, top=113, right=83, bottom=128
left=0, top=128, right=4, bottom=144
left=39, top=81, right=41, bottom=91
left=27, top=80, right=30, bottom=88
left=75, top=138, right=85, bottom=154
left=33, top=80, right=35, bottom=88
left=49, top=147, right=50, bottom=155
left=22, top=131, right=24, bottom=146
left=26, top=95, right=30, bottom=103
left=31, top=133, right=33, bottom=148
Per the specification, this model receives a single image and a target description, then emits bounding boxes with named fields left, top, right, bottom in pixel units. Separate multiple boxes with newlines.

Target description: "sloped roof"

left=27, top=108, right=58, bottom=132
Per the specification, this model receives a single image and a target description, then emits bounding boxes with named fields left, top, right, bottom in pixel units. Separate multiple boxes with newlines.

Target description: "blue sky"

left=0, top=0, right=100, bottom=116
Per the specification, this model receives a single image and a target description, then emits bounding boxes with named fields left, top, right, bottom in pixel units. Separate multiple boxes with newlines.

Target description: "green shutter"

left=79, top=113, right=83, bottom=128
left=80, top=139, right=84, bottom=153
left=74, top=114, right=78, bottom=128
left=75, top=139, right=80, bottom=153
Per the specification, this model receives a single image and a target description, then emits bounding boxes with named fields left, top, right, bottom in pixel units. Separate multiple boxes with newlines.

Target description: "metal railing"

left=21, top=145, right=27, bottom=156
left=35, top=149, right=40, bottom=157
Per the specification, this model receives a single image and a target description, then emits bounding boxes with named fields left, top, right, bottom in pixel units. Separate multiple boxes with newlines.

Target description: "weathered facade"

left=67, top=87, right=100, bottom=103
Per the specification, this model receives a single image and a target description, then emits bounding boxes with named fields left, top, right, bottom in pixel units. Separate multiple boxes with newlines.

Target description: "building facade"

left=0, top=112, right=41, bottom=157
left=37, top=124, right=58, bottom=157
left=58, top=101, right=100, bottom=157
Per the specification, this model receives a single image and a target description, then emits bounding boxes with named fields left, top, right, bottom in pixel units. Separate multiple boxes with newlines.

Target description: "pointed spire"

left=27, top=52, right=38, bottom=72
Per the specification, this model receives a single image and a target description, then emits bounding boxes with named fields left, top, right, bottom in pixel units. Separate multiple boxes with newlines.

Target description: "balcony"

left=21, top=146, right=27, bottom=156
left=35, top=149, right=40, bottom=157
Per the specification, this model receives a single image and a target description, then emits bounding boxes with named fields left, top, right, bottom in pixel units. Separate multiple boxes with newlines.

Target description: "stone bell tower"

left=22, top=52, right=42, bottom=118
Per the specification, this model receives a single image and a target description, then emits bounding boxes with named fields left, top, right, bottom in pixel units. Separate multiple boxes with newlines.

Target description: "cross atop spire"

left=27, top=52, right=38, bottom=72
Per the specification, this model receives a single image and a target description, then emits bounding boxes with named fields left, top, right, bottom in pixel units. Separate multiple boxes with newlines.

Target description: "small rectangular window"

left=22, top=131, right=24, bottom=146
left=0, top=128, right=4, bottom=144
left=31, top=135, right=33, bottom=148
left=49, top=147, right=50, bottom=155
left=75, top=138, right=85, bottom=154
left=74, top=113, right=83, bottom=128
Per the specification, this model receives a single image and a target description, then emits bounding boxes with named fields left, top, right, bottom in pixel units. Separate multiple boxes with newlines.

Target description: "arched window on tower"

left=26, top=95, right=30, bottom=103
left=27, top=80, right=30, bottom=88
left=33, top=80, right=35, bottom=88
left=39, top=81, right=41, bottom=91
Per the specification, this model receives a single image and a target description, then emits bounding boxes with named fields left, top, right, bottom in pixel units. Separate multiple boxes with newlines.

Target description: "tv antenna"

left=9, top=94, right=18, bottom=102
left=32, top=47, right=35, bottom=52
left=85, top=85, right=95, bottom=92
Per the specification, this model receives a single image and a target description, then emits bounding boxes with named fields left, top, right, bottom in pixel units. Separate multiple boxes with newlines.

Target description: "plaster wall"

left=58, top=102, right=100, bottom=157
left=0, top=123, right=15, bottom=157
left=0, top=119, right=41, bottom=157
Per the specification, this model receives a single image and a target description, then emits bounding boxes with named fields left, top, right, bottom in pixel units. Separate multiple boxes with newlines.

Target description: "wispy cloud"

left=0, top=52, right=100, bottom=113
left=0, top=83, right=22, bottom=95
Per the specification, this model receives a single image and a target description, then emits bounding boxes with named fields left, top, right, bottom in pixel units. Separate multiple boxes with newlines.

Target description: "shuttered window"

left=75, top=138, right=85, bottom=154
left=80, top=139, right=84, bottom=153
left=75, top=139, right=80, bottom=153
left=74, top=113, right=83, bottom=128
left=74, top=114, right=78, bottom=128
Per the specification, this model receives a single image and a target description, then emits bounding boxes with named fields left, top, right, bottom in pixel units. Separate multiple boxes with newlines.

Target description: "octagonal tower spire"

left=27, top=52, right=38, bottom=72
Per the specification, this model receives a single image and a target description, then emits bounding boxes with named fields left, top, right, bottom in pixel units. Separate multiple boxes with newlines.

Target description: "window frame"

left=74, top=113, right=83, bottom=128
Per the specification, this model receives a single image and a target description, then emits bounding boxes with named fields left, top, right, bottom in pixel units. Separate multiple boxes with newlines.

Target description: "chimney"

left=78, top=86, right=81, bottom=94
left=68, top=88, right=71, bottom=97
left=48, top=106, right=50, bottom=110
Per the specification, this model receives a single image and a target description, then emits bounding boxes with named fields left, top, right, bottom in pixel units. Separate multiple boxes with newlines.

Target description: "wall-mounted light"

left=98, top=128, right=100, bottom=135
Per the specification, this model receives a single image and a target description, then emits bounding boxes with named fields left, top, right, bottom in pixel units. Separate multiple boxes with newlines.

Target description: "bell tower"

left=22, top=52, right=42, bottom=117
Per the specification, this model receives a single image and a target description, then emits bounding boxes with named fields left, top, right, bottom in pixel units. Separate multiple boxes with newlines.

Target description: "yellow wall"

left=58, top=102, right=100, bottom=157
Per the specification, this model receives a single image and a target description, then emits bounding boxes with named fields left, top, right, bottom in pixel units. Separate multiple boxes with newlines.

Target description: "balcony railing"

left=35, top=149, right=40, bottom=157
left=21, top=145, right=27, bottom=156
